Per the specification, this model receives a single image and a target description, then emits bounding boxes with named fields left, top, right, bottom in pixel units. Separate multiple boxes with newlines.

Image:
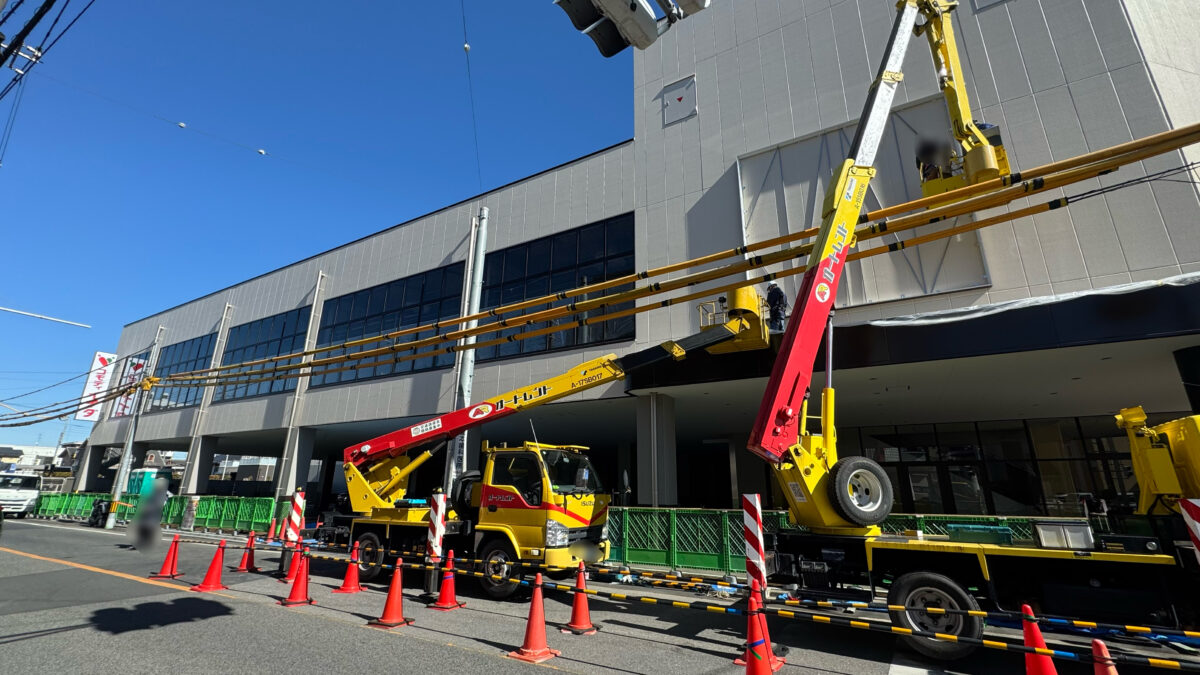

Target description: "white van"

left=0, top=472, right=42, bottom=518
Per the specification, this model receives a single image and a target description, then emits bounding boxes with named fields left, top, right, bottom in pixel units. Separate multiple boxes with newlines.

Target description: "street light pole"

left=105, top=327, right=164, bottom=529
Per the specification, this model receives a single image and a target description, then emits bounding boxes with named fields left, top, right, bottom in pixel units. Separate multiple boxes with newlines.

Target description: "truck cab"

left=468, top=442, right=610, bottom=596
left=0, top=471, right=42, bottom=518
left=333, top=440, right=609, bottom=599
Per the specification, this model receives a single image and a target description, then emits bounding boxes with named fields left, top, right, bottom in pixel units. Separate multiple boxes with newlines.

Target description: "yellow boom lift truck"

left=725, top=0, right=1200, bottom=661
left=319, top=306, right=767, bottom=599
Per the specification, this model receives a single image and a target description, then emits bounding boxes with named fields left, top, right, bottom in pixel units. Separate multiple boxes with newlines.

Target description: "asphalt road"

left=0, top=520, right=1167, bottom=674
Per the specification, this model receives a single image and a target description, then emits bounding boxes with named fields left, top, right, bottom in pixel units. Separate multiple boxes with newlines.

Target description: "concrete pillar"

left=274, top=427, right=316, bottom=499
left=180, top=436, right=219, bottom=495
left=636, top=393, right=677, bottom=506
left=73, top=444, right=107, bottom=492
left=1175, top=346, right=1200, bottom=414
left=130, top=443, right=149, bottom=470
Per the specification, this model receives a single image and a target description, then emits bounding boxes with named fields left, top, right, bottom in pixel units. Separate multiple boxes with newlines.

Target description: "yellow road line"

left=0, top=545, right=227, bottom=596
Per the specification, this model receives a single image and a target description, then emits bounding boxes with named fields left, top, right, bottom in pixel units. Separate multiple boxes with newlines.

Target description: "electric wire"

left=0, top=348, right=144, bottom=406
left=163, top=140, right=1199, bottom=389
left=0, top=0, right=94, bottom=103
left=460, top=0, right=483, bottom=193
left=1, top=133, right=1196, bottom=421
left=155, top=158, right=1200, bottom=392
left=164, top=121, right=1200, bottom=384
left=0, top=0, right=28, bottom=29
left=35, top=0, right=68, bottom=50
left=0, top=73, right=27, bottom=166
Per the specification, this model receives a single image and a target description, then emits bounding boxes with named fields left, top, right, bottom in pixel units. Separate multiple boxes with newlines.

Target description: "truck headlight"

left=600, top=522, right=609, bottom=541
left=546, top=521, right=569, bottom=548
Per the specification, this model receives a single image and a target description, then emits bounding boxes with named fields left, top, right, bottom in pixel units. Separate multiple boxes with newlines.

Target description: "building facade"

left=82, top=0, right=1200, bottom=518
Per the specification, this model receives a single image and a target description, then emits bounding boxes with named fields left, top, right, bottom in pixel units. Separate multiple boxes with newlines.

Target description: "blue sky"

left=0, top=2, right=632, bottom=447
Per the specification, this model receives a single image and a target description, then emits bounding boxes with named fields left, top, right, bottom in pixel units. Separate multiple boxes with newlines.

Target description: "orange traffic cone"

left=232, top=532, right=260, bottom=573
left=265, top=519, right=277, bottom=543
left=1092, top=639, right=1119, bottom=675
left=508, top=573, right=561, bottom=663
left=561, top=562, right=597, bottom=635
left=190, top=540, right=229, bottom=592
left=150, top=534, right=183, bottom=579
left=279, top=547, right=315, bottom=606
left=734, top=580, right=784, bottom=673
left=1022, top=604, right=1058, bottom=675
left=332, top=542, right=365, bottom=594
left=280, top=542, right=302, bottom=583
left=430, top=550, right=465, bottom=610
left=368, top=564, right=414, bottom=628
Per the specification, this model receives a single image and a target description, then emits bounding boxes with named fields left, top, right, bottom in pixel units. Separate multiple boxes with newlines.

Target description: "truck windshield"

left=542, top=451, right=603, bottom=494
left=0, top=475, right=39, bottom=490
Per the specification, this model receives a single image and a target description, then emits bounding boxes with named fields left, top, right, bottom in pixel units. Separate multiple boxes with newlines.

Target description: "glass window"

left=861, top=426, right=899, bottom=463
left=212, top=306, right=312, bottom=403
left=897, top=424, right=936, bottom=462
left=478, top=213, right=635, bottom=362
left=147, top=334, right=218, bottom=412
left=490, top=453, right=543, bottom=504
left=311, top=263, right=464, bottom=388
left=979, top=420, right=1033, bottom=462
left=935, top=423, right=981, bottom=461
left=110, top=350, right=151, bottom=417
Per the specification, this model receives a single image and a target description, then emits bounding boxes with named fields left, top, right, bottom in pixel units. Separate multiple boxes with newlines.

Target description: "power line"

left=0, top=0, right=27, bottom=29
left=460, top=0, right=483, bottom=192
left=0, top=75, right=27, bottom=166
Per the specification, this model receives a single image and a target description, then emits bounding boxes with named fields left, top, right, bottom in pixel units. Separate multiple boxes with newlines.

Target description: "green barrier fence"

left=607, top=507, right=1095, bottom=574
left=33, top=493, right=283, bottom=534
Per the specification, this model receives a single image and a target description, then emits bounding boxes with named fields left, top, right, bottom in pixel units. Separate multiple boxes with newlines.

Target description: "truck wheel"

left=887, top=571, right=982, bottom=661
left=827, top=457, right=892, bottom=526
left=355, top=532, right=385, bottom=582
left=479, top=539, right=522, bottom=600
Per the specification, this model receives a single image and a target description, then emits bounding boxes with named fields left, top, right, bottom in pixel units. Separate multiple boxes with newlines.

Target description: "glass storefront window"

left=906, top=466, right=944, bottom=513
left=934, top=423, right=981, bottom=461
left=946, top=465, right=987, bottom=515
left=1027, top=418, right=1085, bottom=460
left=861, top=426, right=899, bottom=463
left=979, top=420, right=1033, bottom=462
left=897, top=424, right=936, bottom=462
left=984, top=459, right=1042, bottom=515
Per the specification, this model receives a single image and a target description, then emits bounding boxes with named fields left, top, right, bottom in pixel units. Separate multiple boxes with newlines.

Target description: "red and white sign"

left=286, top=488, right=306, bottom=544
left=75, top=351, right=117, bottom=421
left=742, top=493, right=768, bottom=592
left=428, top=493, right=447, bottom=562
left=112, top=353, right=148, bottom=418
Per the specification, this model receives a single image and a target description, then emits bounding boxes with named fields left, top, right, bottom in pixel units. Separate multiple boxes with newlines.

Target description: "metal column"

left=443, top=207, right=488, bottom=492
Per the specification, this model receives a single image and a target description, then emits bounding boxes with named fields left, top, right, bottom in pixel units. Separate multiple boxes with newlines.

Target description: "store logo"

left=468, top=403, right=494, bottom=420
left=814, top=283, right=831, bottom=303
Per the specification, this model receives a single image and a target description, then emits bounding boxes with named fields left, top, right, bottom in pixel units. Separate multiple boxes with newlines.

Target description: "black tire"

left=479, top=538, right=522, bottom=600
left=16, top=512, right=27, bottom=519
left=355, top=531, right=385, bottom=582
left=827, top=456, right=892, bottom=526
left=887, top=571, right=982, bottom=661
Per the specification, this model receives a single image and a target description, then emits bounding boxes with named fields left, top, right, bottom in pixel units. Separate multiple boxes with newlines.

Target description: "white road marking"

left=5, top=519, right=128, bottom=537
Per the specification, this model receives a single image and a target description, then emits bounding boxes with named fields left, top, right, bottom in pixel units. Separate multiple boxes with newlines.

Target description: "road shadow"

left=90, top=596, right=233, bottom=634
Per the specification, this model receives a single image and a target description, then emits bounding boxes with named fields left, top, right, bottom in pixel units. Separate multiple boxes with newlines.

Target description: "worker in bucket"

left=134, top=478, right=171, bottom=551
left=767, top=282, right=788, bottom=332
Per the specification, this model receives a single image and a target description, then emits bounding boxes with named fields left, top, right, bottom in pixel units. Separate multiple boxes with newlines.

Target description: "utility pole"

left=443, top=206, right=489, bottom=493
left=105, top=327, right=164, bottom=529
left=0, top=0, right=56, bottom=66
